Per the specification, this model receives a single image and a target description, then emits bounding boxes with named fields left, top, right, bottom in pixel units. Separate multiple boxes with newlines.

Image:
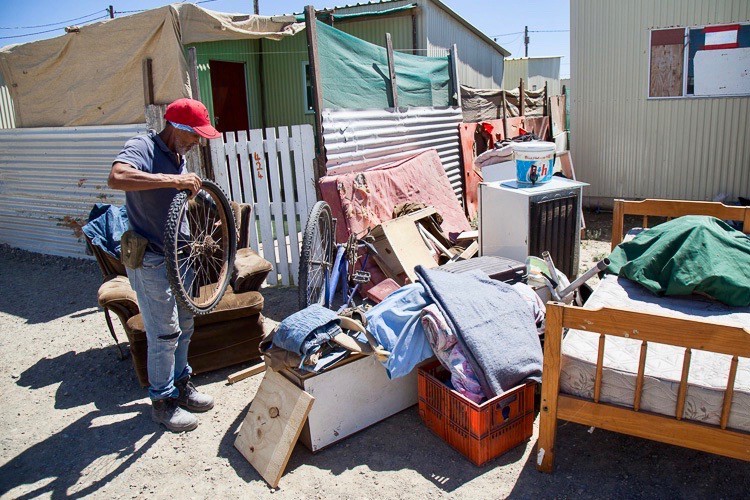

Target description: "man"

left=108, top=98, right=221, bottom=432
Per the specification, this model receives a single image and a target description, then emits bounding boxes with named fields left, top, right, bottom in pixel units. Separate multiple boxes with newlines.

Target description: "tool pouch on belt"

left=120, top=230, right=149, bottom=269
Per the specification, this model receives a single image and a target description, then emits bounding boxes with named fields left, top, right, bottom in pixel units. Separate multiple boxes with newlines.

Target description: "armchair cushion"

left=97, top=276, right=139, bottom=317
left=231, top=247, right=274, bottom=293
left=125, top=288, right=264, bottom=341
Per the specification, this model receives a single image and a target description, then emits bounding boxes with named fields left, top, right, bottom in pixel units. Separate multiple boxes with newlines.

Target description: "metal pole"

left=253, top=1, right=259, bottom=15
left=108, top=5, right=114, bottom=19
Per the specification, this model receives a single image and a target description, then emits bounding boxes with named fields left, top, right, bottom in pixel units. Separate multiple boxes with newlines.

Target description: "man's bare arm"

left=108, top=162, right=202, bottom=195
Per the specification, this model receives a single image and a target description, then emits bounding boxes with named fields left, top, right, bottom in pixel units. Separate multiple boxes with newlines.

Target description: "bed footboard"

left=536, top=302, right=750, bottom=473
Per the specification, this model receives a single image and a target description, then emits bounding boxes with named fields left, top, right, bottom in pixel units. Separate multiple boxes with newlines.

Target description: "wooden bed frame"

left=536, top=199, right=750, bottom=472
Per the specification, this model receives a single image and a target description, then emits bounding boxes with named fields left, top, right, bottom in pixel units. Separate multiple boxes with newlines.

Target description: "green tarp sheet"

left=316, top=20, right=451, bottom=109
left=607, top=216, right=750, bottom=307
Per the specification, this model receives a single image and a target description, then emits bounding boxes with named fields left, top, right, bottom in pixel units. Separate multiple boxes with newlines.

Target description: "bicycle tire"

left=298, top=201, right=334, bottom=310
left=164, top=179, right=237, bottom=315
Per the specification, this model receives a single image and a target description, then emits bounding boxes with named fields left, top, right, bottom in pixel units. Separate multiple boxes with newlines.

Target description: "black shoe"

left=175, top=376, right=215, bottom=412
left=151, top=397, right=199, bottom=432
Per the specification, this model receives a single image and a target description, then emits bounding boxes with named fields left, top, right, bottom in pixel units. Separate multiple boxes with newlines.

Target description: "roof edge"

left=427, top=0, right=511, bottom=57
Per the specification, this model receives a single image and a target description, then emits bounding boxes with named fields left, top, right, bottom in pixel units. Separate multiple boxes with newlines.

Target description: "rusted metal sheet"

left=322, top=106, right=464, bottom=201
left=0, top=124, right=145, bottom=258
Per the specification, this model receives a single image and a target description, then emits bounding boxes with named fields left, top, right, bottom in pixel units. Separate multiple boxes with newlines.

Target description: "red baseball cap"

left=164, top=98, right=221, bottom=139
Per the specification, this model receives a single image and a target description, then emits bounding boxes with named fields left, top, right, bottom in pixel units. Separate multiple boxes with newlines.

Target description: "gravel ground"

left=1, top=216, right=748, bottom=499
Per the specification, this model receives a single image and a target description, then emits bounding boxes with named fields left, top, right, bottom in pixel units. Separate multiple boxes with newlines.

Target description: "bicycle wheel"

left=164, top=179, right=237, bottom=315
left=298, top=201, right=334, bottom=310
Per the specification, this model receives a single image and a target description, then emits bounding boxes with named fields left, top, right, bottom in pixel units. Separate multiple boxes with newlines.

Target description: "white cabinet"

left=478, top=177, right=588, bottom=278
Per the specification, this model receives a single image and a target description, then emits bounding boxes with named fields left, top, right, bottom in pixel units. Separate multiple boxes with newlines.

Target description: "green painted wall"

left=188, top=14, right=415, bottom=129
left=185, top=39, right=263, bottom=130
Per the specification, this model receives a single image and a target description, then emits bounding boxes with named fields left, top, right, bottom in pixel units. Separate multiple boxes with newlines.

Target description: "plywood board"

left=649, top=44, right=684, bottom=97
left=234, top=370, right=314, bottom=488
left=371, top=215, right=438, bottom=284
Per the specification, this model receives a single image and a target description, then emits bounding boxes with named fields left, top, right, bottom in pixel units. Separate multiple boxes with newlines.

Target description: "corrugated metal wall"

left=571, top=0, right=750, bottom=204
left=187, top=39, right=263, bottom=130
left=418, top=0, right=504, bottom=88
left=502, top=58, right=562, bottom=95
left=0, top=124, right=144, bottom=258
left=322, top=107, right=464, bottom=200
left=261, top=33, right=314, bottom=128
left=0, top=72, right=15, bottom=129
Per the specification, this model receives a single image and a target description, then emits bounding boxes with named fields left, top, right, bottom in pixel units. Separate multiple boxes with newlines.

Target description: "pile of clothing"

left=365, top=266, right=544, bottom=403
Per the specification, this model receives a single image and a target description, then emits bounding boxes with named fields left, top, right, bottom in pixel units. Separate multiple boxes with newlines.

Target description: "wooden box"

left=281, top=354, right=418, bottom=452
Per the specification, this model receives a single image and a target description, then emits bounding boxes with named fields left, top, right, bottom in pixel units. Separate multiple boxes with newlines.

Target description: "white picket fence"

left=209, top=124, right=317, bottom=286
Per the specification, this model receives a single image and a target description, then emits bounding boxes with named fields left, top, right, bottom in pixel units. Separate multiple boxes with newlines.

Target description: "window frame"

left=647, top=22, right=750, bottom=100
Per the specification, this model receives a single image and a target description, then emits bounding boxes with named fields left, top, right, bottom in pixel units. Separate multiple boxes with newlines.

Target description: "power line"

left=0, top=10, right=106, bottom=30
left=0, top=15, right=109, bottom=40
left=529, top=29, right=570, bottom=33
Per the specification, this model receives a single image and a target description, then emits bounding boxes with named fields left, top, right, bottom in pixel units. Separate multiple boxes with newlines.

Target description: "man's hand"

left=174, top=173, right=202, bottom=197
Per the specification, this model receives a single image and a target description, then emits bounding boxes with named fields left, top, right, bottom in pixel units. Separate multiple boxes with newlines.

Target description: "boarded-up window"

left=649, top=23, right=750, bottom=98
left=649, top=28, right=685, bottom=97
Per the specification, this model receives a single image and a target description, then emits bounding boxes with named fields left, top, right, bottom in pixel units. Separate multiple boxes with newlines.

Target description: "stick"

left=227, top=360, right=266, bottom=385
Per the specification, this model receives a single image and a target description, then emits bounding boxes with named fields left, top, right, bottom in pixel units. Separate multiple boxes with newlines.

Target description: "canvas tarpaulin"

left=460, top=85, right=546, bottom=123
left=317, top=21, right=450, bottom=109
left=0, top=4, right=303, bottom=127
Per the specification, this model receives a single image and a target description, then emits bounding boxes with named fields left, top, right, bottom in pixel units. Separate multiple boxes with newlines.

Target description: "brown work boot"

left=175, top=376, right=214, bottom=412
left=151, top=397, right=199, bottom=432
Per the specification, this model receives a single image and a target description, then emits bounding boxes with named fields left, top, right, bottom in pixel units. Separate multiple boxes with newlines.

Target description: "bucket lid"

left=510, top=140, right=555, bottom=153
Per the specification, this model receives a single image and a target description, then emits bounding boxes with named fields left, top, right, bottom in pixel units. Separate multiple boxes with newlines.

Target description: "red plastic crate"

left=417, top=360, right=535, bottom=466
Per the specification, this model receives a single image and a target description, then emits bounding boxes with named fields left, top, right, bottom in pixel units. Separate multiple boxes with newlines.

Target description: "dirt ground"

left=1, top=209, right=748, bottom=499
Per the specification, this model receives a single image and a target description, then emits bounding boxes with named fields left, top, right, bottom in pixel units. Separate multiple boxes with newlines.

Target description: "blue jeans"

left=126, top=251, right=193, bottom=400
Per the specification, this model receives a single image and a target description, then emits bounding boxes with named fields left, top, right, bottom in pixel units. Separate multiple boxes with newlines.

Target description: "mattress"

left=560, top=274, right=750, bottom=432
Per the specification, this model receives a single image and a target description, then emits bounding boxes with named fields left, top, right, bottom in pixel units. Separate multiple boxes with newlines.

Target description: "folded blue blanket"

left=415, top=266, right=543, bottom=397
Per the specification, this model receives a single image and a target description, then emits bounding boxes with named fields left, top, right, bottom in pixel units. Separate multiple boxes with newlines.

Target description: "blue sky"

left=0, top=0, right=570, bottom=77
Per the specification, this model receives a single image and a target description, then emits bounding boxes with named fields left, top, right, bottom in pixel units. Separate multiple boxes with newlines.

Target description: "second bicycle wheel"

left=298, top=201, right=334, bottom=310
left=164, top=179, right=237, bottom=315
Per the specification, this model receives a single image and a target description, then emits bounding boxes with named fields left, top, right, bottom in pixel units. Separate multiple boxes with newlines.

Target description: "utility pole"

left=524, top=25, right=529, bottom=57
left=253, top=1, right=259, bottom=15
left=108, top=5, right=114, bottom=19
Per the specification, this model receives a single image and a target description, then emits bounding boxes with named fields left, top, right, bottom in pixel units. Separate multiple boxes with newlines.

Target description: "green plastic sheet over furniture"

left=607, top=215, right=750, bottom=307
left=317, top=20, right=450, bottom=109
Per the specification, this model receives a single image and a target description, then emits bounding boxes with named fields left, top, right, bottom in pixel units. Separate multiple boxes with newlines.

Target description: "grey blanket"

left=415, top=266, right=543, bottom=397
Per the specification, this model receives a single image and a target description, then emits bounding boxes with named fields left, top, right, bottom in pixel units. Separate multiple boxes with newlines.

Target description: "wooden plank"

left=300, top=125, right=318, bottom=210
left=304, top=6, right=324, bottom=161
left=556, top=395, right=750, bottom=462
left=234, top=370, right=314, bottom=488
left=501, top=90, right=509, bottom=137
left=537, top=302, right=564, bottom=473
left=720, top=356, right=739, bottom=429
left=227, top=360, right=266, bottom=385
left=224, top=132, right=243, bottom=202
left=675, top=348, right=692, bottom=420
left=385, top=33, right=398, bottom=108
left=519, top=78, right=525, bottom=117
left=277, top=126, right=302, bottom=285
left=234, top=131, right=260, bottom=252
left=265, top=127, right=291, bottom=286
left=612, top=199, right=625, bottom=250
left=649, top=43, right=684, bottom=98
left=616, top=199, right=750, bottom=226
left=187, top=47, right=201, bottom=101
left=633, top=341, right=648, bottom=411
left=371, top=216, right=438, bottom=285
left=549, top=95, right=566, bottom=137
left=593, top=334, right=606, bottom=403
left=247, top=129, right=278, bottom=285
left=561, top=305, right=750, bottom=358
left=209, top=136, right=231, bottom=196
left=291, top=125, right=311, bottom=234
left=458, top=122, right=480, bottom=220
left=142, top=58, right=154, bottom=105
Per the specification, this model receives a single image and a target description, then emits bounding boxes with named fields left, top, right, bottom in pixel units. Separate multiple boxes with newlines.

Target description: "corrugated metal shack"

left=571, top=0, right=750, bottom=206
left=187, top=0, right=509, bottom=130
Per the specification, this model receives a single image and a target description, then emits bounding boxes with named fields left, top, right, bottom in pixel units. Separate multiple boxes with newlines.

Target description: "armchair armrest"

left=232, top=247, right=273, bottom=293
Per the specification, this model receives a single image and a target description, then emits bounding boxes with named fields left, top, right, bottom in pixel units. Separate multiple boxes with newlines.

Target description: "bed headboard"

left=611, top=199, right=750, bottom=250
